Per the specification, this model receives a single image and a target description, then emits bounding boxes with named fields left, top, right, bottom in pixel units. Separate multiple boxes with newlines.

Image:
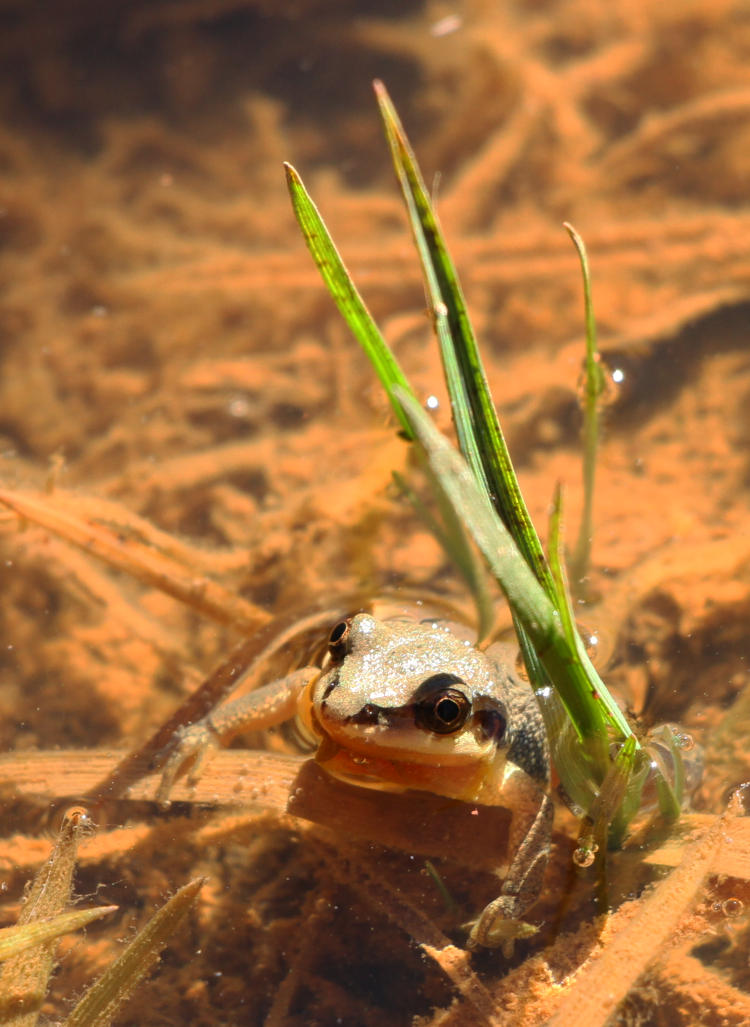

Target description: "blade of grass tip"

left=62, top=878, right=204, bottom=1027
left=394, top=387, right=613, bottom=753
left=372, top=83, right=491, bottom=462
left=564, top=223, right=607, bottom=589
left=0, top=806, right=93, bottom=1026
left=0, top=908, right=118, bottom=963
left=284, top=162, right=416, bottom=437
left=373, top=80, right=555, bottom=600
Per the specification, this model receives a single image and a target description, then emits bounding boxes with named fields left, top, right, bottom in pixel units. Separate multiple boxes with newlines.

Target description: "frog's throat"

left=313, top=735, right=515, bottom=805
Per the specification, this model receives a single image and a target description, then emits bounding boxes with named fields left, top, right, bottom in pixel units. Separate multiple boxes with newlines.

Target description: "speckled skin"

left=305, top=614, right=552, bottom=951
left=159, top=613, right=552, bottom=951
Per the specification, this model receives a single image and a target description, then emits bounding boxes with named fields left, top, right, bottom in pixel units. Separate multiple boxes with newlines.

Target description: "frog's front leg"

left=467, top=778, right=553, bottom=955
left=156, top=666, right=319, bottom=805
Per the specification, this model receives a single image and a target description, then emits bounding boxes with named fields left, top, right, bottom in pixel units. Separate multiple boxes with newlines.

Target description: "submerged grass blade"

left=374, top=81, right=555, bottom=598
left=284, top=162, right=416, bottom=437
left=394, top=388, right=618, bottom=754
left=547, top=484, right=580, bottom=650
left=284, top=85, right=664, bottom=827
left=0, top=807, right=92, bottom=1027
left=62, top=878, right=204, bottom=1027
left=0, top=908, right=118, bottom=963
left=565, top=223, right=607, bottom=587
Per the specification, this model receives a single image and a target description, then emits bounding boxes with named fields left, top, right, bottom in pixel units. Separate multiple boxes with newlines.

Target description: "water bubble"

left=578, top=624, right=601, bottom=662
left=573, top=844, right=598, bottom=868
left=575, top=354, right=617, bottom=411
left=676, top=732, right=695, bottom=752
left=62, top=806, right=95, bottom=835
left=430, top=13, right=462, bottom=36
left=228, top=395, right=250, bottom=418
left=722, top=898, right=744, bottom=918
left=425, top=395, right=439, bottom=410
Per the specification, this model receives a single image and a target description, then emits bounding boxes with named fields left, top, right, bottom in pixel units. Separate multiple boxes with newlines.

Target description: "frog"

left=158, top=612, right=553, bottom=952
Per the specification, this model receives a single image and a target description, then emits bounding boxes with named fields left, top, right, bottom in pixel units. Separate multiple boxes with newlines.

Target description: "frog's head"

left=301, top=613, right=539, bottom=805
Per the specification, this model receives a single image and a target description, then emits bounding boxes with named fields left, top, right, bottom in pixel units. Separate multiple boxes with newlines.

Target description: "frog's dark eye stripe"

left=414, top=674, right=471, bottom=735
left=477, top=708, right=507, bottom=744
left=320, top=668, right=340, bottom=702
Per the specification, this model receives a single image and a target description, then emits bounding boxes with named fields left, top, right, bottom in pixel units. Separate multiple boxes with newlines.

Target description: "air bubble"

left=573, top=845, right=597, bottom=868
left=676, top=732, right=695, bottom=752
left=228, top=396, right=250, bottom=418
left=575, top=354, right=617, bottom=411
left=62, top=806, right=95, bottom=835
left=722, top=898, right=744, bottom=918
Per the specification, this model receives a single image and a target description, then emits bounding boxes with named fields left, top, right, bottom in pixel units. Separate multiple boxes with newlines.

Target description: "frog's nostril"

left=477, top=709, right=507, bottom=743
left=349, top=703, right=381, bottom=726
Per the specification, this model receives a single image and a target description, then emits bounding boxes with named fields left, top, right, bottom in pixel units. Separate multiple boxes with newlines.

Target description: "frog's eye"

left=414, top=674, right=471, bottom=734
left=328, top=619, right=351, bottom=659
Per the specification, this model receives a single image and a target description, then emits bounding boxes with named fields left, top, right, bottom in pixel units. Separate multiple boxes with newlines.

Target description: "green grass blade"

left=547, top=481, right=634, bottom=741
left=565, top=223, right=607, bottom=587
left=395, top=387, right=619, bottom=758
left=284, top=162, right=416, bottom=437
left=374, top=81, right=554, bottom=598
left=547, top=483, right=580, bottom=649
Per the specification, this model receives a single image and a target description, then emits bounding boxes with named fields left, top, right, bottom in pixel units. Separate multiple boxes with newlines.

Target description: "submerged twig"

left=0, top=488, right=268, bottom=632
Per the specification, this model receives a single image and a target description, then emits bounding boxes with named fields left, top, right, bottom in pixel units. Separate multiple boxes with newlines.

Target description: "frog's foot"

left=155, top=719, right=218, bottom=807
left=465, top=896, right=539, bottom=957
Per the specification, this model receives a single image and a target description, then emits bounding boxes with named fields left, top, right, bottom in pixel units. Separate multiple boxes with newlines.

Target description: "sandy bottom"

left=0, top=1, right=750, bottom=1024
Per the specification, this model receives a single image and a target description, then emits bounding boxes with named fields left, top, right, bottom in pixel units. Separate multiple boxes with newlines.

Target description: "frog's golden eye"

left=415, top=674, right=471, bottom=734
left=328, top=619, right=351, bottom=659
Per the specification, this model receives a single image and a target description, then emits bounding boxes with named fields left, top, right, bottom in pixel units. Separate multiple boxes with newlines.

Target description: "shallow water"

left=1, top=2, right=750, bottom=1024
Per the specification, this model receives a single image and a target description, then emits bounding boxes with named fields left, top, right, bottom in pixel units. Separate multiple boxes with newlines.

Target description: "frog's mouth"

left=312, top=722, right=508, bottom=804
left=315, top=735, right=497, bottom=801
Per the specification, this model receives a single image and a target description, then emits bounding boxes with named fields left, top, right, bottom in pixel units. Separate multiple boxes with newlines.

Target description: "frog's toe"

left=465, top=897, right=539, bottom=954
left=155, top=721, right=217, bottom=807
